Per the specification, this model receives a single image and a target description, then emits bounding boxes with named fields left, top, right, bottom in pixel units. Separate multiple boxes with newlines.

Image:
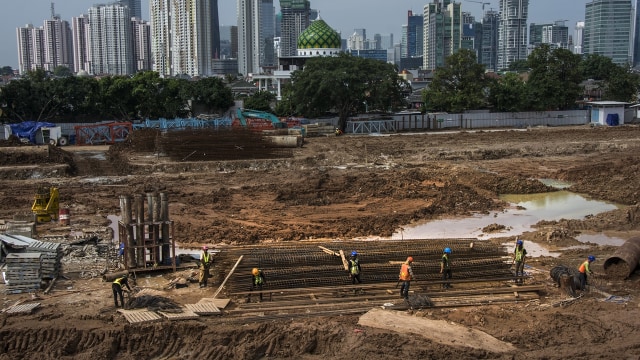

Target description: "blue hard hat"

left=351, top=251, right=358, bottom=257
left=444, top=247, right=451, bottom=254
left=516, top=240, right=523, bottom=245
left=588, top=255, right=596, bottom=262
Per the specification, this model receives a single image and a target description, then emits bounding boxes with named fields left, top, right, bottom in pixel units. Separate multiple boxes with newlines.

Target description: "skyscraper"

left=635, top=0, right=640, bottom=66
left=423, top=0, right=462, bottom=70
left=42, top=16, right=74, bottom=72
left=150, top=0, right=220, bottom=76
left=481, top=10, right=499, bottom=71
left=117, top=0, right=142, bottom=19
left=403, top=10, right=423, bottom=58
left=72, top=15, right=90, bottom=73
left=132, top=18, right=152, bottom=72
left=279, top=0, right=310, bottom=57
left=497, top=0, right=528, bottom=70
left=16, top=24, right=45, bottom=74
left=574, top=21, right=585, bottom=55
left=584, top=0, right=632, bottom=65
left=260, top=0, right=276, bottom=67
left=89, top=4, right=134, bottom=75
left=238, top=0, right=261, bottom=75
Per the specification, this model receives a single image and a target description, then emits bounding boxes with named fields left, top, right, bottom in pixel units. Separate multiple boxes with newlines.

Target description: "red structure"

left=74, top=122, right=133, bottom=145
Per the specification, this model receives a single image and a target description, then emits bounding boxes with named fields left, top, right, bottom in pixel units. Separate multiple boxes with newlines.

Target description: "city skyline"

left=1, top=0, right=591, bottom=68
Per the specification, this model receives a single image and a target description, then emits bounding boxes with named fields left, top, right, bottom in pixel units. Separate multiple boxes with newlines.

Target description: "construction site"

left=0, top=125, right=640, bottom=359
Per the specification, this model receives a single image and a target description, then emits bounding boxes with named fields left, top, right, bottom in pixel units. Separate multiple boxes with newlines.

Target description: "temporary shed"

left=587, top=101, right=628, bottom=126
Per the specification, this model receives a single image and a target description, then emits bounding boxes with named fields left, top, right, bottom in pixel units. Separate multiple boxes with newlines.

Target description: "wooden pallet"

left=198, top=298, right=230, bottom=309
left=184, top=303, right=220, bottom=315
left=117, top=309, right=163, bottom=324
left=6, top=303, right=40, bottom=314
left=158, top=308, right=199, bottom=321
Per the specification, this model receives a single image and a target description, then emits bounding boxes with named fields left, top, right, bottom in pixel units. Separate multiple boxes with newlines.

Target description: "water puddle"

left=501, top=241, right=562, bottom=258
left=575, top=233, right=626, bottom=246
left=390, top=189, right=624, bottom=250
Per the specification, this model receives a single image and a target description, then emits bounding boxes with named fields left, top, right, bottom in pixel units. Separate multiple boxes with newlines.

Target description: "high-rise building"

left=89, top=4, right=134, bottom=75
left=150, top=0, right=220, bottom=77
left=480, top=10, right=499, bottom=71
left=584, top=0, right=632, bottom=65
left=423, top=0, right=462, bottom=70
left=279, top=0, right=310, bottom=57
left=461, top=12, right=480, bottom=56
left=43, top=16, right=74, bottom=72
left=72, top=15, right=90, bottom=73
left=132, top=18, right=152, bottom=72
left=497, top=0, right=529, bottom=70
left=380, top=34, right=394, bottom=50
left=403, top=11, right=423, bottom=58
left=347, top=32, right=365, bottom=50
left=574, top=21, right=585, bottom=55
left=634, top=0, right=640, bottom=66
left=530, top=21, right=569, bottom=50
left=117, top=0, right=142, bottom=19
left=238, top=0, right=261, bottom=75
left=260, top=0, right=276, bottom=67
left=16, top=24, right=45, bottom=74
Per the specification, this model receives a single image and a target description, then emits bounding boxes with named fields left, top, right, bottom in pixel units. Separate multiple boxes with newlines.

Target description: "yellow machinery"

left=32, top=187, right=59, bottom=223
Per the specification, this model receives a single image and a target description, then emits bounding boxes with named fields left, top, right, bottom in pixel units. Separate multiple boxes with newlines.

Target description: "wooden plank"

left=159, top=308, right=199, bottom=321
left=197, top=298, right=230, bottom=309
left=339, top=250, right=349, bottom=271
left=212, top=255, right=243, bottom=299
left=117, top=309, right=163, bottom=324
left=184, top=303, right=220, bottom=315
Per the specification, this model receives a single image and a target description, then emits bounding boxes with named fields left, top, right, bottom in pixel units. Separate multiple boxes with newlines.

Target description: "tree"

left=604, top=65, right=640, bottom=102
left=527, top=45, right=582, bottom=111
left=191, top=76, right=234, bottom=114
left=579, top=54, right=616, bottom=81
left=0, top=66, right=13, bottom=76
left=423, top=49, right=489, bottom=113
left=243, top=90, right=275, bottom=112
left=508, top=59, right=529, bottom=73
left=290, top=53, right=406, bottom=131
left=488, top=73, right=530, bottom=112
left=53, top=66, right=72, bottom=78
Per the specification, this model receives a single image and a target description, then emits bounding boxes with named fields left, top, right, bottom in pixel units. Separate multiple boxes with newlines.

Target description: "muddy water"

left=389, top=190, right=623, bottom=254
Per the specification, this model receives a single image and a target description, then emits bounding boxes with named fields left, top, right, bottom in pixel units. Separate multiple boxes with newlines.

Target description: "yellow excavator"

left=32, top=187, right=59, bottom=223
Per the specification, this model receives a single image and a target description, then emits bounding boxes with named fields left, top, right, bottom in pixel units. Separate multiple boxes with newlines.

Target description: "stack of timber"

left=25, top=240, right=62, bottom=279
left=303, top=123, right=336, bottom=137
left=5, top=253, right=42, bottom=294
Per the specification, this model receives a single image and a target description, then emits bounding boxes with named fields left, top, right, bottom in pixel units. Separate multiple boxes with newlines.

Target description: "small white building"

left=587, top=101, right=628, bottom=126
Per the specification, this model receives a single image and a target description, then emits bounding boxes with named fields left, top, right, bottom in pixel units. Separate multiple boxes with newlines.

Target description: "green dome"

left=297, top=19, right=341, bottom=49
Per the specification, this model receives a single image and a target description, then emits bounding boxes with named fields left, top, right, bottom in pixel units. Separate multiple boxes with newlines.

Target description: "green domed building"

left=296, top=17, right=342, bottom=57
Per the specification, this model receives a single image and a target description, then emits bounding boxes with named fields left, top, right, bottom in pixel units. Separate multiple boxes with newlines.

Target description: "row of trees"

left=2, top=48, right=639, bottom=125
left=426, top=46, right=640, bottom=113
left=0, top=70, right=233, bottom=122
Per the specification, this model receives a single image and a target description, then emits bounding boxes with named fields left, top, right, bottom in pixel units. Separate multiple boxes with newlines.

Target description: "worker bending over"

left=112, top=274, right=132, bottom=308
left=578, top=255, right=596, bottom=290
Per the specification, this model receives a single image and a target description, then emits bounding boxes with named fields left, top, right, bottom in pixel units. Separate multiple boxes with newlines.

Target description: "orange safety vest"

left=399, top=263, right=412, bottom=281
left=579, top=260, right=590, bottom=274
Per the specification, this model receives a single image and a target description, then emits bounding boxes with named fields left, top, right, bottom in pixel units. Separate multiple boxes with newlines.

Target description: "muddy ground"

left=1, top=125, right=640, bottom=359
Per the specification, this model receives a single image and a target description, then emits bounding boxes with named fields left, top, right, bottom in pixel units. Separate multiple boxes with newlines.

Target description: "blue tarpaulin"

left=8, top=121, right=56, bottom=143
left=605, top=113, right=619, bottom=126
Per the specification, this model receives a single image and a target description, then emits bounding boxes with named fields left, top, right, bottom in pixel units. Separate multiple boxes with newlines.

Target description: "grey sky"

left=1, top=0, right=590, bottom=68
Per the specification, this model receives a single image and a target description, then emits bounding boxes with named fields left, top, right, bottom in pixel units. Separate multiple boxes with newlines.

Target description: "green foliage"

left=0, top=66, right=14, bottom=76
left=604, top=66, right=640, bottom=102
left=243, top=90, right=276, bottom=112
left=274, top=85, right=295, bottom=117
left=53, top=66, right=72, bottom=78
left=488, top=73, right=530, bottom=112
left=579, top=54, right=616, bottom=81
left=0, top=70, right=235, bottom=122
left=527, top=45, right=582, bottom=111
left=290, top=53, right=406, bottom=130
left=423, top=49, right=488, bottom=112
left=508, top=59, right=529, bottom=72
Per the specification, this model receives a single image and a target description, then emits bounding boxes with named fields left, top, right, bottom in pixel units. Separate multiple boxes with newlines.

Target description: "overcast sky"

left=1, top=0, right=590, bottom=68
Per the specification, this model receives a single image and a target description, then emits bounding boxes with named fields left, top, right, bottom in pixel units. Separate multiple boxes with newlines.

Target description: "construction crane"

left=464, top=0, right=491, bottom=12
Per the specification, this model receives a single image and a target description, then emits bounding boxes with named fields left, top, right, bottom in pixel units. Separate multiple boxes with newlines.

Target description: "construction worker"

left=348, top=251, right=362, bottom=284
left=199, top=246, right=212, bottom=288
left=513, top=239, right=527, bottom=285
left=112, top=274, right=132, bottom=308
left=441, top=248, right=452, bottom=289
left=578, top=255, right=596, bottom=290
left=248, top=268, right=266, bottom=302
left=398, top=256, right=414, bottom=299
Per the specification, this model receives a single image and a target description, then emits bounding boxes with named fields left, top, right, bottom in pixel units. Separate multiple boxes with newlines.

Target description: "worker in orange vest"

left=398, top=257, right=414, bottom=299
left=578, top=255, right=596, bottom=290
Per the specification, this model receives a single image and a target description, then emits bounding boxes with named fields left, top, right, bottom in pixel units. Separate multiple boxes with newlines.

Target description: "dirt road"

left=1, top=125, right=640, bottom=359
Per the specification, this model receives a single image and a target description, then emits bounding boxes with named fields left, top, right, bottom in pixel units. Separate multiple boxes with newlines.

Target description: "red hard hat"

left=406, top=256, right=414, bottom=263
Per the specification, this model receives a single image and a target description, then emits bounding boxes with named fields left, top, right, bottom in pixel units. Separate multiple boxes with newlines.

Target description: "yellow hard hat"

left=252, top=268, right=259, bottom=276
